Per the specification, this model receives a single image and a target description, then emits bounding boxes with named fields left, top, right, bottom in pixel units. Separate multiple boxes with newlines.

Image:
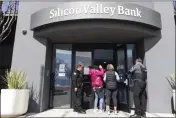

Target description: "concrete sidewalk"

left=27, top=109, right=175, bottom=117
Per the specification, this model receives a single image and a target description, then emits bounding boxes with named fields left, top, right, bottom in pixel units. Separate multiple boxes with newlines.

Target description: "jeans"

left=133, top=80, right=147, bottom=115
left=94, top=90, right=104, bottom=110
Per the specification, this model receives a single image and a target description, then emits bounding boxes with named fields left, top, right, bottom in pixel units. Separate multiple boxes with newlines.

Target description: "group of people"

left=72, top=58, right=147, bottom=118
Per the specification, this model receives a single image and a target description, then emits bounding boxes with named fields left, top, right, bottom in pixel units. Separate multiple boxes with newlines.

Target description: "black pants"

left=133, top=80, right=147, bottom=115
left=73, top=88, right=83, bottom=112
left=105, top=89, right=118, bottom=106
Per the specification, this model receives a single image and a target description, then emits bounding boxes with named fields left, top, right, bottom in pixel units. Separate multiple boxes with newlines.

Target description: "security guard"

left=129, top=58, right=147, bottom=118
left=72, top=62, right=86, bottom=114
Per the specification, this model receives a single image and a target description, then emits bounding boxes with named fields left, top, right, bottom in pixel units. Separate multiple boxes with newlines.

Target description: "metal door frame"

left=50, top=44, right=73, bottom=109
left=115, top=44, right=130, bottom=112
left=72, top=44, right=94, bottom=108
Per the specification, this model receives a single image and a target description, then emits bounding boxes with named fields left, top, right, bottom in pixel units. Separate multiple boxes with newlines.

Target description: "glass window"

left=127, top=44, right=135, bottom=108
left=75, top=51, right=92, bottom=67
left=116, top=48, right=127, bottom=104
left=94, top=49, right=113, bottom=60
left=52, top=44, right=72, bottom=108
left=127, top=44, right=136, bottom=88
left=119, top=89, right=127, bottom=104
left=1, top=1, right=19, bottom=14
left=127, top=44, right=135, bottom=70
left=117, top=49, right=125, bottom=77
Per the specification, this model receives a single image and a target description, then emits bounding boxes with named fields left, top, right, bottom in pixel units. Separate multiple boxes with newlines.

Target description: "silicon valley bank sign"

left=30, top=2, right=162, bottom=30
left=49, top=4, right=142, bottom=19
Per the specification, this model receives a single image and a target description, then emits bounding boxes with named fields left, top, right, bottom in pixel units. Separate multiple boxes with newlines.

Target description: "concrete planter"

left=1, top=89, right=29, bottom=117
left=173, top=89, right=176, bottom=112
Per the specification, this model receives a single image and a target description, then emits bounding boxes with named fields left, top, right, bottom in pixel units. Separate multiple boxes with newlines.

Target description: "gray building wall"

left=11, top=1, right=175, bottom=113
left=11, top=2, right=50, bottom=112
left=144, top=2, right=175, bottom=113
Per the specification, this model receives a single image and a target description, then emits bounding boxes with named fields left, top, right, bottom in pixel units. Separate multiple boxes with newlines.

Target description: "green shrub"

left=166, top=73, right=176, bottom=90
left=2, top=69, right=27, bottom=89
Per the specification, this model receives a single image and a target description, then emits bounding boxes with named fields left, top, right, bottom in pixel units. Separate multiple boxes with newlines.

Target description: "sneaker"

left=99, top=110, right=103, bottom=113
left=114, top=110, right=118, bottom=115
left=130, top=114, right=141, bottom=118
left=94, top=109, right=98, bottom=113
left=107, top=110, right=111, bottom=115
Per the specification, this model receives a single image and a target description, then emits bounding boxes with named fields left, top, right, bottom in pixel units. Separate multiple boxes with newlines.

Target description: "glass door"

left=51, top=44, right=72, bottom=108
left=72, top=44, right=93, bottom=109
left=115, top=44, right=130, bottom=112
left=93, top=49, right=115, bottom=69
left=127, top=44, right=136, bottom=110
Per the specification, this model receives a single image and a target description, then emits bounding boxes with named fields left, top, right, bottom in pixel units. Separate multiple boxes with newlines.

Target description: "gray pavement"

left=27, top=109, right=175, bottom=117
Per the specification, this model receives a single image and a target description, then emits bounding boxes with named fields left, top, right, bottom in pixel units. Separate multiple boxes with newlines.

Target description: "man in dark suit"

left=72, top=62, right=86, bottom=114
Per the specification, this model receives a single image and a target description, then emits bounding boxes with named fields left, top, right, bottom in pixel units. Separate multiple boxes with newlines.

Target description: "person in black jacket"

left=72, top=62, right=86, bottom=114
left=129, top=58, right=147, bottom=118
left=103, top=64, right=120, bottom=115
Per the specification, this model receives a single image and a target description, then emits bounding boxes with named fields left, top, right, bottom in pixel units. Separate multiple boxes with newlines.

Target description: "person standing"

left=129, top=58, right=147, bottom=118
left=89, top=65, right=104, bottom=113
left=72, top=62, right=86, bottom=114
left=104, top=64, right=120, bottom=115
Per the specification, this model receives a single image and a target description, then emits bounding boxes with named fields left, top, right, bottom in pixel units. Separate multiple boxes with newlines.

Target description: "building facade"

left=11, top=0, right=175, bottom=113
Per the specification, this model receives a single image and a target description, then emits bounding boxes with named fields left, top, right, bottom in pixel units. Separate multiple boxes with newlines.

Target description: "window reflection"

left=127, top=44, right=135, bottom=88
left=127, top=44, right=134, bottom=70
left=117, top=49, right=125, bottom=80
left=127, top=44, right=135, bottom=108
left=75, top=51, right=92, bottom=67
left=54, top=49, right=72, bottom=86
left=119, top=89, right=127, bottom=104
left=117, top=48, right=127, bottom=104
left=52, top=44, right=72, bottom=108
left=94, top=49, right=113, bottom=60
left=2, top=1, right=19, bottom=13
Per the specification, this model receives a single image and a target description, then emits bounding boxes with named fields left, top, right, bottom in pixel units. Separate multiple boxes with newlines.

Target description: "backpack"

left=140, top=66, right=147, bottom=81
left=93, top=70, right=103, bottom=87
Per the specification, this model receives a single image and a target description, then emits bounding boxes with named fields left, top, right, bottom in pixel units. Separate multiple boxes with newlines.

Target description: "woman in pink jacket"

left=89, top=65, right=104, bottom=113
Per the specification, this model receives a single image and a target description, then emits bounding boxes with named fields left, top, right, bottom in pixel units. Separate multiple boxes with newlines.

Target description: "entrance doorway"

left=92, top=45, right=129, bottom=112
left=72, top=44, right=135, bottom=112
left=51, top=43, right=136, bottom=113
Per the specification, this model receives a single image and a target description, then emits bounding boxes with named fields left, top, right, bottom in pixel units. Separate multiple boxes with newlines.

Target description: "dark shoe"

left=73, top=109, right=78, bottom=112
left=141, top=113, right=146, bottom=118
left=130, top=114, right=141, bottom=118
left=77, top=110, right=86, bottom=114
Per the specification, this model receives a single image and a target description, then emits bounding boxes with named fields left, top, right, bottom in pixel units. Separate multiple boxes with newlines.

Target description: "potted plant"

left=166, top=73, right=176, bottom=113
left=1, top=69, right=29, bottom=117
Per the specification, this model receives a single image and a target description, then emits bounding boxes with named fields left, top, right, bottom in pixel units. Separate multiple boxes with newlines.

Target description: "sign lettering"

left=49, top=4, right=142, bottom=19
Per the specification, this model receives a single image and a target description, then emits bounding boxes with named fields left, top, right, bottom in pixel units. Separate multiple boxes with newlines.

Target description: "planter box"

left=173, top=90, right=175, bottom=112
left=1, top=89, right=29, bottom=117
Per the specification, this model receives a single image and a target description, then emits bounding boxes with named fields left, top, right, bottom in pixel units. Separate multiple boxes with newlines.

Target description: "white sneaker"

left=98, top=110, right=103, bottom=113
left=114, top=111, right=118, bottom=115
left=94, top=109, right=98, bottom=113
left=107, top=111, right=111, bottom=115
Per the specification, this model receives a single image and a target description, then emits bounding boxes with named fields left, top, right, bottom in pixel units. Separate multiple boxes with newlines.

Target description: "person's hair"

left=136, top=58, right=142, bottom=63
left=106, top=64, right=114, bottom=71
left=92, top=65, right=99, bottom=70
left=76, top=62, right=83, bottom=68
